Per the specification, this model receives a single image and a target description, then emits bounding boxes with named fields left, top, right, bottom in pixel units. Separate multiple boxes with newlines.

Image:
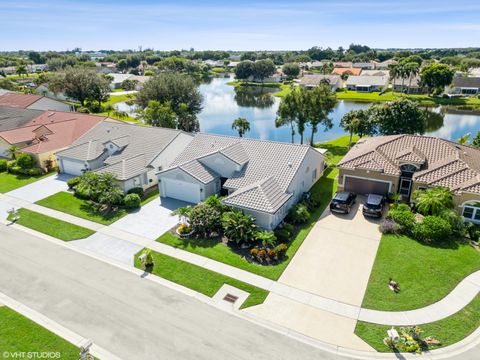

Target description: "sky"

left=1, top=0, right=480, bottom=51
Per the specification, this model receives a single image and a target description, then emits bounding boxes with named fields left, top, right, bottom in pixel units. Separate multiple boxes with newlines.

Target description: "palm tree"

left=255, top=230, right=277, bottom=248
left=413, top=187, right=454, bottom=216
left=407, top=63, right=420, bottom=93
left=389, top=64, right=399, bottom=95
left=398, top=64, right=407, bottom=92
left=7, top=145, right=19, bottom=160
left=458, top=133, right=470, bottom=145
left=171, top=206, right=192, bottom=225
left=231, top=117, right=250, bottom=137
left=104, top=104, right=114, bottom=116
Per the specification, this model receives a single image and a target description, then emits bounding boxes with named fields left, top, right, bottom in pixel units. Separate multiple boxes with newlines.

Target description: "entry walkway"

left=0, top=192, right=479, bottom=327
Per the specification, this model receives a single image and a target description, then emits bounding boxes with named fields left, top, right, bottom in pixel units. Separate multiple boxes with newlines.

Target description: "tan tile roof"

left=338, top=135, right=480, bottom=194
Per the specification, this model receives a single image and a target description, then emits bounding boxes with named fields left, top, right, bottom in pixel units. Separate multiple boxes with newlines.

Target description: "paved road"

left=0, top=225, right=345, bottom=360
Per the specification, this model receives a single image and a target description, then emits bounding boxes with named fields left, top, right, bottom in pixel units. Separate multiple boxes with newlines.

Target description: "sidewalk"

left=1, top=192, right=479, bottom=326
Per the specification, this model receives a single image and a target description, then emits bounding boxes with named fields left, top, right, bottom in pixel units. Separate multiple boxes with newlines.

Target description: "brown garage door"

left=344, top=176, right=390, bottom=195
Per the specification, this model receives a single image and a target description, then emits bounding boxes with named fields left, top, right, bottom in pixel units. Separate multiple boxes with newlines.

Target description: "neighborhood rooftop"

left=299, top=75, right=341, bottom=87
left=0, top=106, right=44, bottom=131
left=0, top=93, right=43, bottom=108
left=338, top=134, right=480, bottom=194
left=345, top=75, right=389, bottom=86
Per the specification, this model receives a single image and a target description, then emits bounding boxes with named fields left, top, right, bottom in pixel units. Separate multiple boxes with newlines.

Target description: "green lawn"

left=362, top=234, right=480, bottom=311
left=226, top=80, right=282, bottom=88
left=0, top=306, right=80, bottom=358
left=157, top=136, right=354, bottom=280
left=8, top=208, right=94, bottom=241
left=336, top=90, right=480, bottom=107
left=36, top=191, right=129, bottom=225
left=134, top=249, right=268, bottom=309
left=355, top=294, right=480, bottom=352
left=141, top=188, right=160, bottom=206
left=0, top=171, right=54, bottom=193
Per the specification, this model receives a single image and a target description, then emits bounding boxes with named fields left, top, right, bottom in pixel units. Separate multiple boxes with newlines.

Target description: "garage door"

left=344, top=176, right=390, bottom=195
left=60, top=159, right=84, bottom=176
left=163, top=178, right=200, bottom=204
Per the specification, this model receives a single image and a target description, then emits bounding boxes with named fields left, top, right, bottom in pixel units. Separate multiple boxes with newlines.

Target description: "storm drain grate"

left=223, top=293, right=239, bottom=303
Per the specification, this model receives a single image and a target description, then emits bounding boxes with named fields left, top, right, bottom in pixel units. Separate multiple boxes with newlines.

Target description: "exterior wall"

left=149, top=133, right=194, bottom=172
left=27, top=98, right=72, bottom=112
left=337, top=168, right=399, bottom=193
left=120, top=174, right=145, bottom=192
left=57, top=157, right=85, bottom=175
left=35, top=151, right=58, bottom=170
left=199, top=153, right=241, bottom=178
left=0, top=138, right=10, bottom=158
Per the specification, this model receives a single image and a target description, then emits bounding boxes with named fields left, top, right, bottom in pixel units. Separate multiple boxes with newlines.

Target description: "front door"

left=399, top=178, right=412, bottom=197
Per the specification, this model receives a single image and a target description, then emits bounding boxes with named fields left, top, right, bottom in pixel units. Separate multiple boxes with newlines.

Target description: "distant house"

left=108, top=74, right=150, bottom=90
left=36, top=84, right=69, bottom=101
left=299, top=75, right=342, bottom=91
left=361, top=69, right=390, bottom=77
left=96, top=62, right=117, bottom=75
left=204, top=59, right=224, bottom=67
left=447, top=77, right=480, bottom=96
left=56, top=120, right=194, bottom=192
left=375, top=59, right=398, bottom=69
left=0, top=93, right=73, bottom=112
left=333, top=61, right=353, bottom=68
left=393, top=75, right=426, bottom=94
left=331, top=67, right=362, bottom=77
left=345, top=75, right=389, bottom=92
left=157, top=133, right=326, bottom=230
left=0, top=111, right=106, bottom=170
left=352, top=62, right=376, bottom=70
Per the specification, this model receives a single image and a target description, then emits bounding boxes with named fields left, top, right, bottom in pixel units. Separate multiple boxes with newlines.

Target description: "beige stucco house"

left=337, top=135, right=480, bottom=223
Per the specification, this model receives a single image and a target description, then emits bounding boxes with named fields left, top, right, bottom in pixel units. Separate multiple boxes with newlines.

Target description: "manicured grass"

left=0, top=306, right=80, bottom=358
left=8, top=208, right=94, bottom=241
left=272, top=83, right=294, bottom=98
left=36, top=191, right=128, bottom=225
left=362, top=234, right=480, bottom=311
left=134, top=249, right=269, bottom=309
left=141, top=188, right=160, bottom=206
left=226, top=80, right=282, bottom=88
left=355, top=294, right=480, bottom=352
left=336, top=90, right=480, bottom=107
left=104, top=93, right=135, bottom=106
left=0, top=171, right=54, bottom=193
left=157, top=136, right=353, bottom=280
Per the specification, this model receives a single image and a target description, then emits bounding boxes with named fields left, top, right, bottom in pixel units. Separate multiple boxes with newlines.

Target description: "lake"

left=197, top=76, right=480, bottom=143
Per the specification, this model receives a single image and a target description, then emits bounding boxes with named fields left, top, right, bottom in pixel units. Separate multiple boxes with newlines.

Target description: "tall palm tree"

left=407, top=63, right=420, bottom=93
left=7, top=145, right=19, bottom=160
left=389, top=64, right=399, bottom=95
left=231, top=117, right=250, bottom=137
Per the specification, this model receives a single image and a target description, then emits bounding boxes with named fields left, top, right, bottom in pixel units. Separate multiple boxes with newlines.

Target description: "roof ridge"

left=195, top=132, right=312, bottom=148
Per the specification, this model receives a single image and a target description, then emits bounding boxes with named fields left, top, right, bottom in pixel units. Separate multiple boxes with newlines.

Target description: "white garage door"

left=60, top=158, right=84, bottom=176
left=163, top=178, right=200, bottom=204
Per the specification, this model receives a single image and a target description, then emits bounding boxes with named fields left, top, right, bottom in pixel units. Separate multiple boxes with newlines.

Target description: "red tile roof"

left=331, top=67, right=362, bottom=76
left=0, top=111, right=107, bottom=154
left=0, top=93, right=43, bottom=108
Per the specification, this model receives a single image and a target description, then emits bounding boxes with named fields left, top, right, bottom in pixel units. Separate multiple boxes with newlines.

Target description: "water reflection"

left=234, top=86, right=276, bottom=108
left=423, top=108, right=444, bottom=133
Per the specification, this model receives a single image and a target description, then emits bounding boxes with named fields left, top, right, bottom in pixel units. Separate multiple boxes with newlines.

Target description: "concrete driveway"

left=6, top=173, right=71, bottom=203
left=279, top=197, right=383, bottom=307
left=110, top=196, right=191, bottom=240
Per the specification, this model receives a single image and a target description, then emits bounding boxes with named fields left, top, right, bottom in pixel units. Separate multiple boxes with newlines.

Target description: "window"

left=158, top=166, right=162, bottom=171
left=463, top=203, right=480, bottom=222
left=312, top=169, right=317, bottom=181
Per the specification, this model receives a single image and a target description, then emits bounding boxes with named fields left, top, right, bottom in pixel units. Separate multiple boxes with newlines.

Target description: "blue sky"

left=2, top=0, right=480, bottom=51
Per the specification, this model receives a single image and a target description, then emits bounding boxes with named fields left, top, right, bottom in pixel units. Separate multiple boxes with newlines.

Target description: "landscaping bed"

left=133, top=249, right=268, bottom=309
left=355, top=294, right=480, bottom=352
left=8, top=208, right=95, bottom=241
left=0, top=306, right=80, bottom=358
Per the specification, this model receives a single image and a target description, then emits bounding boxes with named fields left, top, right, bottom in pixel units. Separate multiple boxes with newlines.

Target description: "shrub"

left=380, top=219, right=399, bottom=234
left=67, top=177, right=81, bottom=190
left=282, top=223, right=294, bottom=236
left=274, top=229, right=290, bottom=243
left=287, top=203, right=311, bottom=224
left=304, top=192, right=321, bottom=210
left=177, top=224, right=191, bottom=235
left=77, top=106, right=90, bottom=113
left=222, top=211, right=257, bottom=244
left=413, top=187, right=454, bottom=216
left=466, top=222, right=480, bottom=243
left=189, top=203, right=222, bottom=238
left=0, top=159, right=7, bottom=172
left=413, top=216, right=452, bottom=243
left=10, top=166, right=23, bottom=174
left=16, top=153, right=36, bottom=169
left=127, top=187, right=144, bottom=197
left=254, top=230, right=277, bottom=248
left=27, top=168, right=44, bottom=176
left=123, top=193, right=141, bottom=209
left=388, top=208, right=416, bottom=233
left=275, top=243, right=288, bottom=259
left=395, top=203, right=412, bottom=212
left=440, top=209, right=466, bottom=237
left=7, top=160, right=16, bottom=172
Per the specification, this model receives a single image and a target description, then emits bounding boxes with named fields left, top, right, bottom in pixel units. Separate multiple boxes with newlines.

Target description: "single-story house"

left=204, top=60, right=224, bottom=68
left=36, top=84, right=69, bottom=101
left=157, top=133, right=326, bottom=230
left=345, top=75, right=389, bottom=92
left=332, top=62, right=353, bottom=68
left=337, top=135, right=480, bottom=223
left=361, top=69, right=390, bottom=77
left=0, top=111, right=106, bottom=169
left=331, top=67, right=362, bottom=77
left=392, top=75, right=427, bottom=94
left=299, top=75, right=342, bottom=91
left=56, top=120, right=194, bottom=192
left=0, top=106, right=44, bottom=132
left=447, top=77, right=480, bottom=96
left=0, top=92, right=73, bottom=112
left=108, top=74, right=150, bottom=90
left=352, top=62, right=376, bottom=70
left=374, top=59, right=398, bottom=69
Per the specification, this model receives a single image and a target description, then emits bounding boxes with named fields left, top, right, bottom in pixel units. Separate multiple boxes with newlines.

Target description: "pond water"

left=197, top=76, right=480, bottom=143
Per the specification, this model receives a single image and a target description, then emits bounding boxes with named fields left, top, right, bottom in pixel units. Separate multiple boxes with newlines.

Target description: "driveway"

left=110, top=196, right=191, bottom=240
left=6, top=173, right=71, bottom=203
left=279, top=197, right=383, bottom=306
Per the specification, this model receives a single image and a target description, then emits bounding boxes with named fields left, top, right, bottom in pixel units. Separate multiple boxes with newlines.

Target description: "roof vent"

left=288, top=161, right=292, bottom=168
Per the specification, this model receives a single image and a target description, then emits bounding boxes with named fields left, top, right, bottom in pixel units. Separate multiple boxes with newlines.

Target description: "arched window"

left=462, top=201, right=480, bottom=222
left=400, top=164, right=417, bottom=173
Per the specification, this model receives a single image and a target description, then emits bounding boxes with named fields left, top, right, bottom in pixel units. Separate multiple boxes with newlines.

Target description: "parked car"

left=362, top=194, right=385, bottom=218
left=330, top=191, right=356, bottom=214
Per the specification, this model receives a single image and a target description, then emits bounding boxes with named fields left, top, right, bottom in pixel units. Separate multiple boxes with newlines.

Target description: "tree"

left=405, top=62, right=420, bottom=92
left=138, top=100, right=176, bottom=128
left=282, top=63, right=300, bottom=80
left=252, top=59, right=276, bottom=82
left=340, top=109, right=375, bottom=147
left=171, top=206, right=192, bottom=225
left=472, top=131, right=480, bottom=148
left=28, top=51, right=43, bottom=64
left=235, top=60, right=255, bottom=80
left=136, top=73, right=202, bottom=129
left=369, top=99, right=425, bottom=135
left=276, top=89, right=308, bottom=143
left=121, top=79, right=138, bottom=91
left=420, top=63, right=455, bottom=95
left=231, top=117, right=250, bottom=137
left=16, top=62, right=28, bottom=77
left=389, top=64, right=399, bottom=94
left=117, top=59, right=128, bottom=72
left=176, top=103, right=200, bottom=132
left=306, top=84, right=337, bottom=145
left=458, top=133, right=470, bottom=145
left=413, top=187, right=454, bottom=216
left=6, top=146, right=19, bottom=160
left=221, top=211, right=257, bottom=244
left=98, top=186, right=124, bottom=213
left=189, top=203, right=222, bottom=238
